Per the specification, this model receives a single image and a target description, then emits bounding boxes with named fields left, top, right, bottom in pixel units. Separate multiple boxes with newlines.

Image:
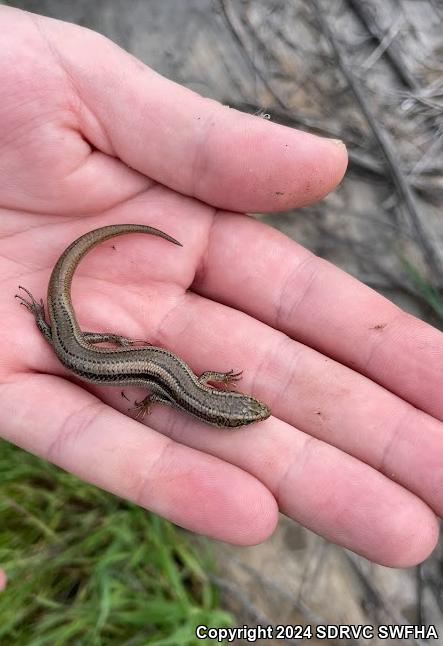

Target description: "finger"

left=194, top=213, right=443, bottom=421
left=147, top=412, right=438, bottom=568
left=39, top=11, right=347, bottom=212
left=1, top=374, right=277, bottom=545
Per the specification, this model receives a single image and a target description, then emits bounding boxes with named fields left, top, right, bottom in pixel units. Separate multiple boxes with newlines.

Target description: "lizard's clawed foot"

left=15, top=285, right=45, bottom=319
left=129, top=395, right=153, bottom=421
left=198, top=368, right=243, bottom=390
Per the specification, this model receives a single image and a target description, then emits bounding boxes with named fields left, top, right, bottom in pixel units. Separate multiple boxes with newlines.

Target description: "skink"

left=16, top=224, right=270, bottom=427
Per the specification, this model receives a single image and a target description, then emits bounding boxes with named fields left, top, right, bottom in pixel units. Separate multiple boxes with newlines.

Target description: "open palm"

left=2, top=6, right=441, bottom=567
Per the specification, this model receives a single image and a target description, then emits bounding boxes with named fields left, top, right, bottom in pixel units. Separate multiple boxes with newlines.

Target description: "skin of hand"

left=1, top=5, right=441, bottom=568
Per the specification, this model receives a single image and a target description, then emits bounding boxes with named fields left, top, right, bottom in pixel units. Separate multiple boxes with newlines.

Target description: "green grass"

left=0, top=441, right=232, bottom=645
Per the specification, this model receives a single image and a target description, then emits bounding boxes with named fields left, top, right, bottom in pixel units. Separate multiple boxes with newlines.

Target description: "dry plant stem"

left=218, top=0, right=290, bottom=112
left=346, top=0, right=420, bottom=90
left=345, top=552, right=428, bottom=646
left=312, top=0, right=443, bottom=282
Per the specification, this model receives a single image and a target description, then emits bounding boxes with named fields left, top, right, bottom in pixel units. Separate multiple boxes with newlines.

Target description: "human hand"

left=2, top=6, right=440, bottom=567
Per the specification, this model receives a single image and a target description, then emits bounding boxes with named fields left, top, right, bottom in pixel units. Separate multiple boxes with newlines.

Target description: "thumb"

left=44, top=10, right=347, bottom=213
